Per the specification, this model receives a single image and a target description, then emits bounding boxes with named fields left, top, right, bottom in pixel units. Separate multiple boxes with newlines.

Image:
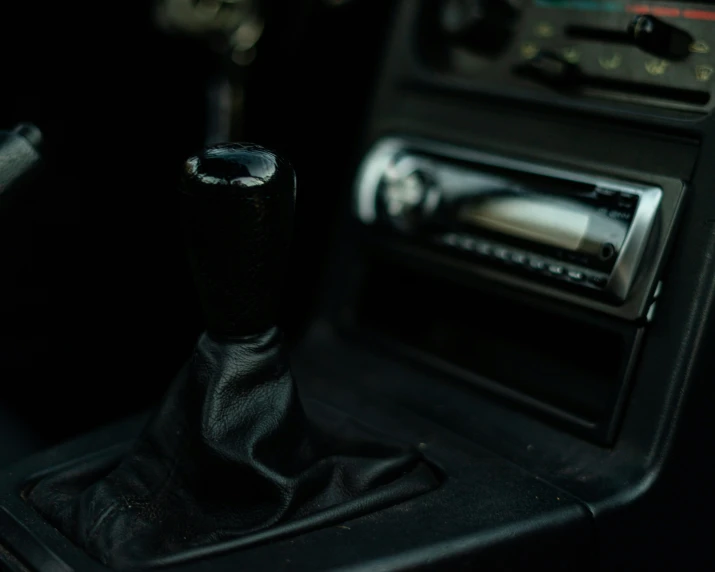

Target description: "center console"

left=1, top=1, right=713, bottom=571
left=322, top=1, right=714, bottom=569
left=347, top=129, right=686, bottom=443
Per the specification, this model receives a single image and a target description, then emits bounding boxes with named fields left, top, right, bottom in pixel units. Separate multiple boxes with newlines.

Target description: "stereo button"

left=475, top=243, right=492, bottom=256
left=442, top=233, right=460, bottom=246
left=588, top=275, right=608, bottom=288
left=458, top=236, right=478, bottom=250
left=597, top=188, right=618, bottom=200
left=619, top=192, right=637, bottom=205
left=529, top=259, right=546, bottom=271
left=512, top=253, right=528, bottom=265
left=567, top=270, right=585, bottom=282
left=548, top=264, right=565, bottom=276
left=494, top=248, right=511, bottom=261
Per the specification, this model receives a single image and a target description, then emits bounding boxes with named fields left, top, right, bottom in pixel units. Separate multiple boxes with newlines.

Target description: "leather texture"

left=181, top=143, right=296, bottom=337
left=0, top=124, right=43, bottom=203
left=28, top=328, right=438, bottom=570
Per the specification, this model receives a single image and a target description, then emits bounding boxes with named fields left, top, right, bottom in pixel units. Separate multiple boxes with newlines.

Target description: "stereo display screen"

left=456, top=191, right=630, bottom=261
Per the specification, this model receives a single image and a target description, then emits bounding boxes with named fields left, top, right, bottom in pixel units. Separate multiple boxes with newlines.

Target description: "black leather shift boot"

left=28, top=328, right=438, bottom=570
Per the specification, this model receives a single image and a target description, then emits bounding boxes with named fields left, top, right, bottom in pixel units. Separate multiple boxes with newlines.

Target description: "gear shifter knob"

left=181, top=143, right=295, bottom=337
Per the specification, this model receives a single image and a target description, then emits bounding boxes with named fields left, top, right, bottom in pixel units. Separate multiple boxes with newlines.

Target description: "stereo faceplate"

left=354, top=136, right=682, bottom=321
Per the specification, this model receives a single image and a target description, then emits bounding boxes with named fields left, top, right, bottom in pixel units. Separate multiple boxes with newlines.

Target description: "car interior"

left=1, top=0, right=714, bottom=570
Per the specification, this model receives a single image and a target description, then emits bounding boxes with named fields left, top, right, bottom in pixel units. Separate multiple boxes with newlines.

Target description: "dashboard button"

left=529, top=259, right=546, bottom=271
left=442, top=233, right=459, bottom=246
left=494, top=248, right=511, bottom=261
left=567, top=270, right=585, bottom=282
left=511, top=253, right=528, bottom=265
left=458, top=236, right=477, bottom=250
left=515, top=50, right=581, bottom=88
left=619, top=192, right=637, bottom=204
left=475, top=242, right=492, bottom=256
left=597, top=187, right=618, bottom=200
left=588, top=275, right=608, bottom=288
left=548, top=264, right=565, bottom=276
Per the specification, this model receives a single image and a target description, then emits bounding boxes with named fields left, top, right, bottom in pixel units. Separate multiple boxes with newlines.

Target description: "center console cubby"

left=345, top=251, right=644, bottom=444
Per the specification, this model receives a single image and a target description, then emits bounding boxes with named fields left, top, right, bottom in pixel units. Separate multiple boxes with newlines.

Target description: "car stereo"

left=354, top=136, right=677, bottom=317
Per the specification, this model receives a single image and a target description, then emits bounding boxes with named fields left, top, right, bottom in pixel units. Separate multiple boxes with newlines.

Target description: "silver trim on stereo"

left=354, top=136, right=663, bottom=304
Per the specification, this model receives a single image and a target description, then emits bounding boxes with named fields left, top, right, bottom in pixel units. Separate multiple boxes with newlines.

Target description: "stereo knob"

left=440, top=0, right=520, bottom=56
left=381, top=162, right=439, bottom=233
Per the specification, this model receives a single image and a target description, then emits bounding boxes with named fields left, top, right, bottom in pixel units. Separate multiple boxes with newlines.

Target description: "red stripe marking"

left=626, top=5, right=651, bottom=14
left=650, top=7, right=681, bottom=17
left=626, top=5, right=681, bottom=17
left=683, top=9, right=715, bottom=21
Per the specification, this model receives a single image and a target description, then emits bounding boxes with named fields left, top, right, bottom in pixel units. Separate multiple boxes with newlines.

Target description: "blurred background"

left=0, top=0, right=396, bottom=461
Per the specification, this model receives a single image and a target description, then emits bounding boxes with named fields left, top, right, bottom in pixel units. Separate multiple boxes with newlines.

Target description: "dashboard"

left=418, top=0, right=715, bottom=112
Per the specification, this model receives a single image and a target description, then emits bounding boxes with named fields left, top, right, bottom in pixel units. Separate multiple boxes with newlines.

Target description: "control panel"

left=417, top=0, right=715, bottom=112
left=437, top=230, right=618, bottom=294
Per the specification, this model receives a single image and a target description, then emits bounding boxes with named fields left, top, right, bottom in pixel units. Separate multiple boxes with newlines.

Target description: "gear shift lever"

left=29, top=144, right=438, bottom=570
left=181, top=144, right=295, bottom=337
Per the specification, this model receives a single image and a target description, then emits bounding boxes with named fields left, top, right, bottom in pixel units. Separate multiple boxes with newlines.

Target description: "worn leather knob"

left=181, top=143, right=295, bottom=337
